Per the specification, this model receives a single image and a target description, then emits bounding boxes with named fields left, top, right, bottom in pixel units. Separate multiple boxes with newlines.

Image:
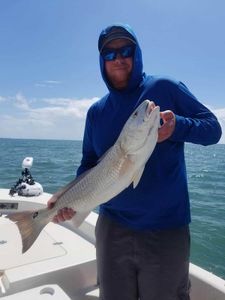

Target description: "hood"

left=98, top=24, right=144, bottom=93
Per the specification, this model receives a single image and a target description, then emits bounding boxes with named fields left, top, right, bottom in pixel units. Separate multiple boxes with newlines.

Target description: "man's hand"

left=158, top=110, right=176, bottom=143
left=52, top=207, right=75, bottom=223
left=47, top=195, right=75, bottom=223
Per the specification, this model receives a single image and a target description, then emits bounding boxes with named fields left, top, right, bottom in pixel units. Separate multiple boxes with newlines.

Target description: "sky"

left=0, top=0, right=224, bottom=142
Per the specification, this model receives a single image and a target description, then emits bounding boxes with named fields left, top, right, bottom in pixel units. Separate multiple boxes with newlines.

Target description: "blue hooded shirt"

left=77, top=24, right=222, bottom=230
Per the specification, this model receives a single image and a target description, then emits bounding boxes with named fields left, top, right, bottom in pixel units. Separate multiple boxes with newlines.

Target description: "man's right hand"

left=52, top=207, right=76, bottom=223
left=47, top=195, right=75, bottom=223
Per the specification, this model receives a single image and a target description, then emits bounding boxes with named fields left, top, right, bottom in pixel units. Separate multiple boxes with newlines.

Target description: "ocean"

left=0, top=138, right=224, bottom=279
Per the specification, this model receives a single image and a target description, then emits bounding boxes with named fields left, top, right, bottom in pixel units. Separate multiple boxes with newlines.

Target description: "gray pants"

left=95, top=214, right=190, bottom=300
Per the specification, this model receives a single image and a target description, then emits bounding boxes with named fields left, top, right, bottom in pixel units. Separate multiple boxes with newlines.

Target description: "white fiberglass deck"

left=0, top=218, right=97, bottom=299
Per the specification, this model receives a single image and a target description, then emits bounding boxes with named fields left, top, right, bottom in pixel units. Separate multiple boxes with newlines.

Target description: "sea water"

left=0, top=138, right=224, bottom=279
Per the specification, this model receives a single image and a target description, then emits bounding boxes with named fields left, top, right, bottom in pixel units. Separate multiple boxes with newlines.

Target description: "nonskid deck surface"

left=0, top=219, right=98, bottom=299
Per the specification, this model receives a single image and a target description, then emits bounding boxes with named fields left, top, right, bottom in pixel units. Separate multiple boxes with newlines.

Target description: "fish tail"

left=8, top=209, right=49, bottom=253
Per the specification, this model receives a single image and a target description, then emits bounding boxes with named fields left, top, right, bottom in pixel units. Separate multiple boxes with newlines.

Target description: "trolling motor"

left=9, top=157, right=43, bottom=196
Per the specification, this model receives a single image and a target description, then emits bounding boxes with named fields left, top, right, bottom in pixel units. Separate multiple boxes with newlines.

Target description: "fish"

left=7, top=100, right=160, bottom=253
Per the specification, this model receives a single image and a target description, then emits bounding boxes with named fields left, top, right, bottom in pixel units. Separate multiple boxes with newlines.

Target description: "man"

left=50, top=24, right=222, bottom=299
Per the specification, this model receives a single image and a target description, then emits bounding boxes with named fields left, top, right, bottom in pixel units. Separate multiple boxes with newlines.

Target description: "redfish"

left=7, top=100, right=160, bottom=253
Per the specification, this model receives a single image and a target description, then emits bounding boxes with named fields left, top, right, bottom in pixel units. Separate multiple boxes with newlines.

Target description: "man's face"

left=103, top=39, right=133, bottom=90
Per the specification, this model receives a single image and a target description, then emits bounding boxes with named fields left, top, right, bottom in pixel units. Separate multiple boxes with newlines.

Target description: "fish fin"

left=7, top=210, right=49, bottom=254
left=132, top=166, right=145, bottom=188
left=71, top=210, right=91, bottom=227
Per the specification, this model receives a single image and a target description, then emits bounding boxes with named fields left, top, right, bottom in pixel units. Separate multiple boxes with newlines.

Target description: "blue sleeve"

left=170, top=81, right=222, bottom=145
left=76, top=106, right=98, bottom=176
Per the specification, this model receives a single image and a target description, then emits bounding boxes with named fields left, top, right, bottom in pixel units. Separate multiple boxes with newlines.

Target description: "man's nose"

left=114, top=53, right=124, bottom=61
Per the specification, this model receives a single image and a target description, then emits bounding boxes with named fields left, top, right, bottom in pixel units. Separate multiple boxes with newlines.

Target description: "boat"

left=0, top=158, right=225, bottom=299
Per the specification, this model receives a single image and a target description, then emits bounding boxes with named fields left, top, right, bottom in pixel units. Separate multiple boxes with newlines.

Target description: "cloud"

left=13, top=92, right=30, bottom=110
left=0, top=96, right=5, bottom=102
left=45, top=80, right=61, bottom=84
left=0, top=93, right=224, bottom=142
left=42, top=97, right=99, bottom=118
left=35, top=80, right=62, bottom=88
left=35, top=83, right=46, bottom=88
left=0, top=93, right=98, bottom=140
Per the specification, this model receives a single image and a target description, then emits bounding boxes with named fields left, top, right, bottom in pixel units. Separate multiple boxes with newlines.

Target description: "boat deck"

left=0, top=219, right=98, bottom=299
left=0, top=189, right=225, bottom=299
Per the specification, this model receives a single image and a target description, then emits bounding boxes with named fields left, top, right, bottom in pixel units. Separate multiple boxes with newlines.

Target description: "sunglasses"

left=101, top=45, right=135, bottom=61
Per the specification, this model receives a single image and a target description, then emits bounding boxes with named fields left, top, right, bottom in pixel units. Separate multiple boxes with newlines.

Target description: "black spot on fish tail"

left=32, top=211, right=39, bottom=219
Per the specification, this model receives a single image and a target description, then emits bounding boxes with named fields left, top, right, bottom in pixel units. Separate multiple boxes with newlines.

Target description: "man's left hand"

left=158, top=110, right=176, bottom=143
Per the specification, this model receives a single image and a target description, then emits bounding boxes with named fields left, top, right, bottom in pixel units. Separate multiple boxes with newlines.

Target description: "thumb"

left=47, top=195, right=58, bottom=209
